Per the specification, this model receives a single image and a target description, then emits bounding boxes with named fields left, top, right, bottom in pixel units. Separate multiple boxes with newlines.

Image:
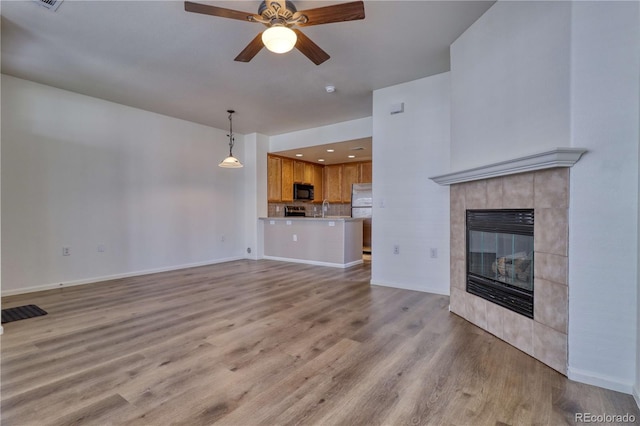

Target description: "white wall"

left=450, top=0, right=640, bottom=394
left=1, top=75, right=247, bottom=294
left=269, top=117, right=372, bottom=152
left=450, top=1, right=572, bottom=171
left=633, top=8, right=640, bottom=400
left=638, top=4, right=640, bottom=406
left=243, top=132, right=269, bottom=260
left=371, top=72, right=450, bottom=295
left=0, top=6, right=3, bottom=334
left=568, top=1, right=639, bottom=394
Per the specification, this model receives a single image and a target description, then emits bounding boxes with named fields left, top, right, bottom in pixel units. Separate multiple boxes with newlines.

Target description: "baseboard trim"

left=262, top=256, right=363, bottom=269
left=370, top=279, right=450, bottom=296
left=1, top=256, right=245, bottom=297
left=567, top=366, right=634, bottom=395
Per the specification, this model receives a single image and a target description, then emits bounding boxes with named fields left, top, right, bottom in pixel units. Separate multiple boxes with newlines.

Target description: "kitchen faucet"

left=322, top=199, right=330, bottom=218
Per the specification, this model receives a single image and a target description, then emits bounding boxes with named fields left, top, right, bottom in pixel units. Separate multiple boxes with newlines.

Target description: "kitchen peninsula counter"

left=260, top=217, right=364, bottom=268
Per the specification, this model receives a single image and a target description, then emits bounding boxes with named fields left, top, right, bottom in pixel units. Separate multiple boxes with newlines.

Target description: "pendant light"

left=219, top=110, right=243, bottom=168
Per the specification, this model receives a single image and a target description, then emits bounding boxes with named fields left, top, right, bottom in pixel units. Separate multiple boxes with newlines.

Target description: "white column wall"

left=567, top=1, right=640, bottom=393
left=243, top=132, right=269, bottom=260
left=371, top=72, right=451, bottom=295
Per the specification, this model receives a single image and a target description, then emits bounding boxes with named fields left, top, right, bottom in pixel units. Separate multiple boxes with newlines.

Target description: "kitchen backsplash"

left=268, top=202, right=352, bottom=217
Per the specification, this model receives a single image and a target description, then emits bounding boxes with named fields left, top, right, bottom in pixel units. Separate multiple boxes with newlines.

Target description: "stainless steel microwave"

left=293, top=183, right=314, bottom=201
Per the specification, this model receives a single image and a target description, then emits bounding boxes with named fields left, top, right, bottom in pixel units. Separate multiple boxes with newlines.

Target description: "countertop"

left=260, top=216, right=364, bottom=222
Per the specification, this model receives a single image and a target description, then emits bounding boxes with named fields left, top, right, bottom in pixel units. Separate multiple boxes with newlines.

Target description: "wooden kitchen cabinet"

left=304, top=163, right=313, bottom=184
left=312, top=164, right=323, bottom=203
left=293, top=160, right=313, bottom=184
left=267, top=155, right=371, bottom=204
left=323, top=164, right=342, bottom=202
left=281, top=157, right=294, bottom=202
left=293, top=161, right=305, bottom=183
left=267, top=155, right=282, bottom=202
left=358, top=161, right=372, bottom=183
left=341, top=163, right=359, bottom=203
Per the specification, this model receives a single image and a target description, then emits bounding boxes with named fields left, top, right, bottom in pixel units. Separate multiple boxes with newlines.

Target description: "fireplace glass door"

left=466, top=209, right=534, bottom=318
left=467, top=231, right=533, bottom=291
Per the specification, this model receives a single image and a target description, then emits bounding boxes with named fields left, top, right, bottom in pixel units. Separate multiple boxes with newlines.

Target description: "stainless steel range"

left=284, top=206, right=306, bottom=217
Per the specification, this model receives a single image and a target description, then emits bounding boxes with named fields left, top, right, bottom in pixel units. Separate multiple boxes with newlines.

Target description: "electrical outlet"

left=293, top=234, right=298, bottom=242
left=393, top=244, right=400, bottom=255
left=62, top=247, right=71, bottom=256
left=430, top=248, right=438, bottom=258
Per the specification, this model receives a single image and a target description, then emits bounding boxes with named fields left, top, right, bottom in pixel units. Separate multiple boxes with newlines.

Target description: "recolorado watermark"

left=575, top=412, right=636, bottom=423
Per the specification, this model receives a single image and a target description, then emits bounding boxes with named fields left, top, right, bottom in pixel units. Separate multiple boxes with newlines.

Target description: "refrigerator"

left=351, top=183, right=372, bottom=253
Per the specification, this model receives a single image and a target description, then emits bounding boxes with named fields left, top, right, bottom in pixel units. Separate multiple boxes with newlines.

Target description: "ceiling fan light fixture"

left=262, top=26, right=297, bottom=53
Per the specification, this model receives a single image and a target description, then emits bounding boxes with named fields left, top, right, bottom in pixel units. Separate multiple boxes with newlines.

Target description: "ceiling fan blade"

left=294, top=1, right=365, bottom=27
left=234, top=33, right=265, bottom=62
left=184, top=1, right=257, bottom=22
left=293, top=29, right=330, bottom=65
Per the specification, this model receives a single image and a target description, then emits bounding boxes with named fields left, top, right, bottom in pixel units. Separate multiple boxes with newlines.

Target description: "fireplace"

left=466, top=209, right=534, bottom=318
left=430, top=151, right=585, bottom=375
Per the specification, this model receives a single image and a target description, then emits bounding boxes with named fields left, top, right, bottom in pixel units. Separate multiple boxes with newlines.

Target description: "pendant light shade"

left=219, top=155, right=243, bottom=168
left=219, top=110, right=243, bottom=168
left=262, top=26, right=297, bottom=54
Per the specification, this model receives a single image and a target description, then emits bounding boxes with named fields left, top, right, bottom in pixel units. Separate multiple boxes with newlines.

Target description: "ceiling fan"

left=184, top=1, right=365, bottom=65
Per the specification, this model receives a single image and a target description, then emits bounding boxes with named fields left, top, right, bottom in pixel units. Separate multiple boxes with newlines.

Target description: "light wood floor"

left=1, top=259, right=638, bottom=425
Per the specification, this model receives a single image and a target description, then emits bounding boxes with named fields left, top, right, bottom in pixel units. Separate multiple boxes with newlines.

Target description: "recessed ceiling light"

left=325, top=85, right=336, bottom=93
left=348, top=155, right=356, bottom=159
left=318, top=159, right=325, bottom=162
left=326, top=149, right=335, bottom=153
left=295, top=153, right=303, bottom=157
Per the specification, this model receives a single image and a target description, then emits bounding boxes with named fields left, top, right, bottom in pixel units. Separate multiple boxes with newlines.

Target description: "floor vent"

left=33, top=0, right=63, bottom=12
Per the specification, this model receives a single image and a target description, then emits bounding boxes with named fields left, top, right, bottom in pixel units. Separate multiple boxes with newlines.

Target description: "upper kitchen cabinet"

left=324, top=164, right=343, bottom=202
left=267, top=154, right=371, bottom=204
left=281, top=158, right=294, bottom=202
left=267, top=155, right=282, bottom=202
left=341, top=163, right=359, bottom=203
left=311, top=164, right=323, bottom=203
left=324, top=161, right=372, bottom=203
left=267, top=154, right=322, bottom=202
left=293, top=160, right=313, bottom=184
left=358, top=161, right=372, bottom=183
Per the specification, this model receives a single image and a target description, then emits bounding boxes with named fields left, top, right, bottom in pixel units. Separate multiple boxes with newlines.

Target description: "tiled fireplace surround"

left=449, top=168, right=569, bottom=375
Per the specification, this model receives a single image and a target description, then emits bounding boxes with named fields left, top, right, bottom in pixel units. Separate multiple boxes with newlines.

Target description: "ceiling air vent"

left=33, top=0, right=63, bottom=12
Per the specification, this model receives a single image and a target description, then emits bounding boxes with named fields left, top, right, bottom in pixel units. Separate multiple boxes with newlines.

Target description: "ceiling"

left=1, top=0, right=494, bottom=136
left=273, top=137, right=371, bottom=164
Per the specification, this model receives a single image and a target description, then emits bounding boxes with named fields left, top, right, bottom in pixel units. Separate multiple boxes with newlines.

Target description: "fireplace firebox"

left=466, top=209, right=534, bottom=318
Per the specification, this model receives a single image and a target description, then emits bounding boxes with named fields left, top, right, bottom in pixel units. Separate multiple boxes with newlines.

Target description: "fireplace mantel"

left=429, top=148, right=587, bottom=186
